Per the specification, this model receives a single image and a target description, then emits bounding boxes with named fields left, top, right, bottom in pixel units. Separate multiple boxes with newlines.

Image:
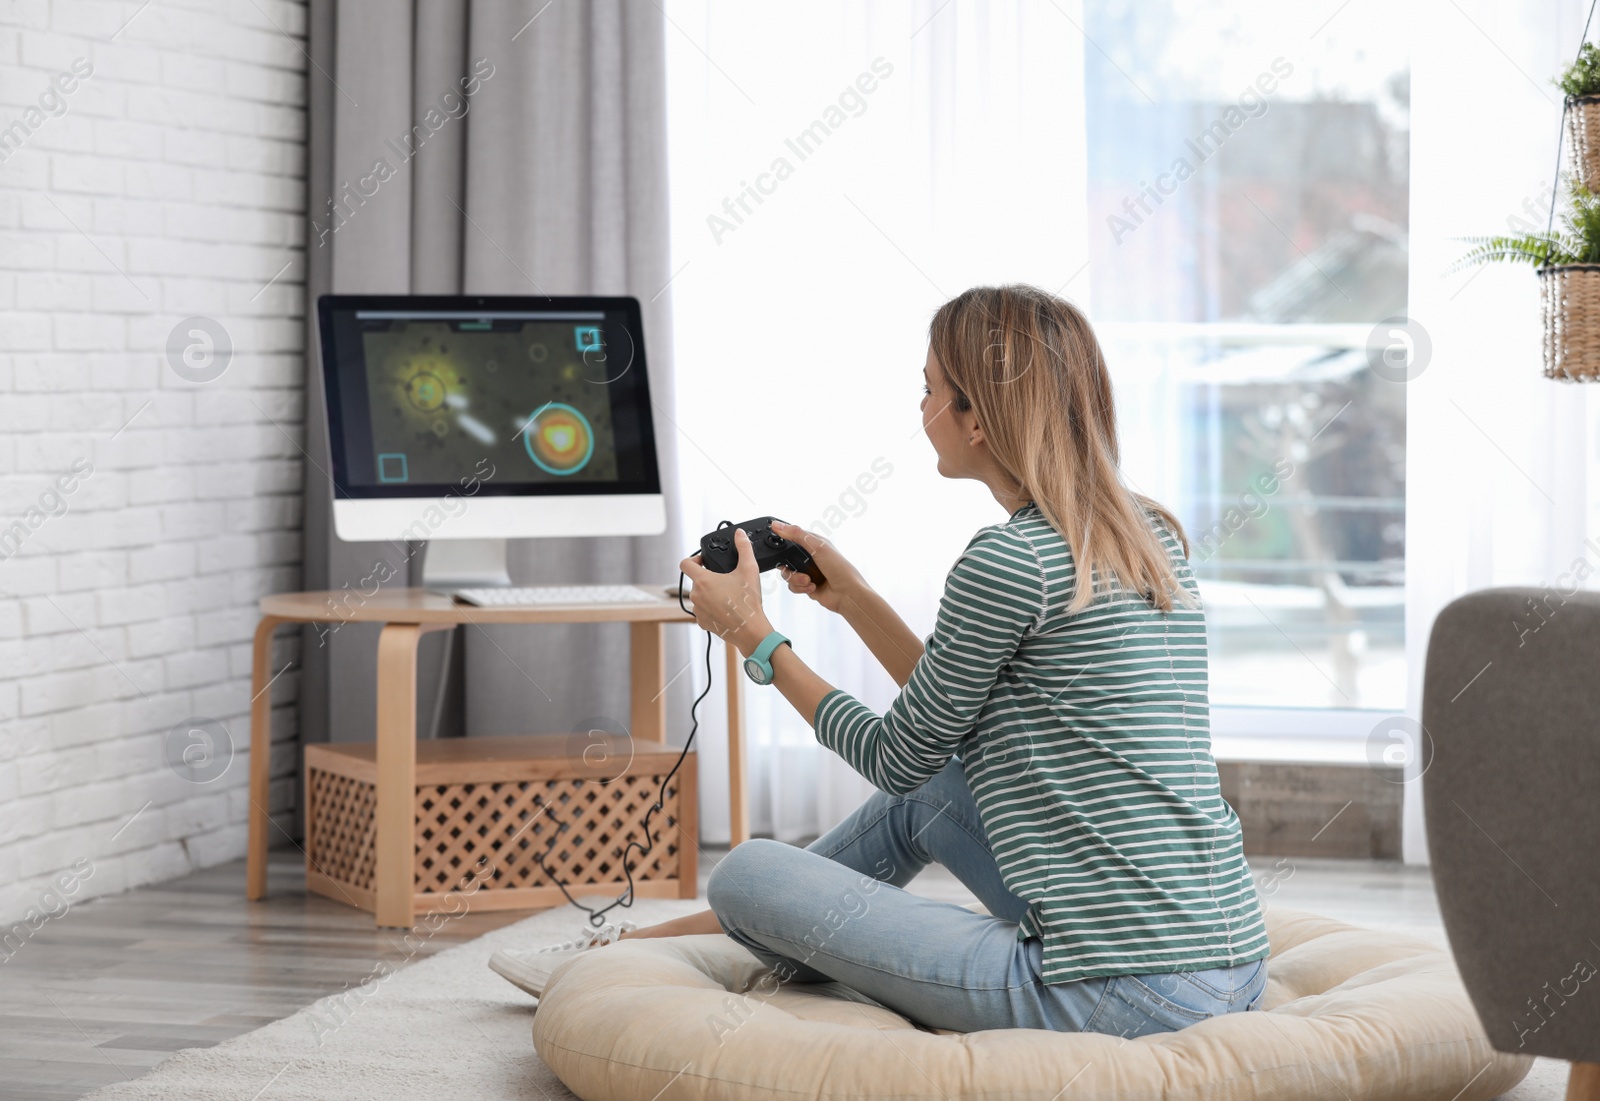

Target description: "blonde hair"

left=929, top=284, right=1199, bottom=615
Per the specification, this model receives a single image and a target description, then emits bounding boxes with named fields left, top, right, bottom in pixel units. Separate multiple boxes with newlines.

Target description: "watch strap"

left=749, top=631, right=790, bottom=665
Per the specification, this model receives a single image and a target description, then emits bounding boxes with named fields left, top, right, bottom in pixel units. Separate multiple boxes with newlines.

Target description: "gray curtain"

left=300, top=1, right=687, bottom=767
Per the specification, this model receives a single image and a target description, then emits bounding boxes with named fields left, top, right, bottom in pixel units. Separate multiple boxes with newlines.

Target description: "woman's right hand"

left=771, top=521, right=864, bottom=615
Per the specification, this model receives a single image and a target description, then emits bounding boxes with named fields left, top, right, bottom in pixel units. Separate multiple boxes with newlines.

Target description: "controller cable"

left=529, top=556, right=720, bottom=929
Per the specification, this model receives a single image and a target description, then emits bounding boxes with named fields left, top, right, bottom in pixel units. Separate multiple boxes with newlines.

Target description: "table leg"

left=629, top=621, right=666, bottom=744
left=247, top=615, right=286, bottom=900
left=1569, top=1062, right=1600, bottom=1101
left=374, top=622, right=438, bottom=928
left=725, top=640, right=749, bottom=847
left=676, top=749, right=699, bottom=898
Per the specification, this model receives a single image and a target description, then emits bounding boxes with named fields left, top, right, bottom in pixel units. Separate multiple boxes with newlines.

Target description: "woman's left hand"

left=679, top=528, right=774, bottom=655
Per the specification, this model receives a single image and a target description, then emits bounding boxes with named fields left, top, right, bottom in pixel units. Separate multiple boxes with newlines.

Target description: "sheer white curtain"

left=1405, top=0, right=1600, bottom=861
left=663, top=1, right=1090, bottom=843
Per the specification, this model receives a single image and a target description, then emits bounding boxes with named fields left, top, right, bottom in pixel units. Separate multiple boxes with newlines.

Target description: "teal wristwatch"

left=742, top=631, right=791, bottom=685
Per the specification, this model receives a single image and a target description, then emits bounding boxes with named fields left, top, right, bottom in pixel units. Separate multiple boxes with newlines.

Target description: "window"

left=663, top=3, right=1409, bottom=842
left=1083, top=0, right=1410, bottom=713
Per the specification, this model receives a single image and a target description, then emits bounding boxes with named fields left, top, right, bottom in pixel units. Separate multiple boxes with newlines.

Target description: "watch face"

left=743, top=657, right=770, bottom=685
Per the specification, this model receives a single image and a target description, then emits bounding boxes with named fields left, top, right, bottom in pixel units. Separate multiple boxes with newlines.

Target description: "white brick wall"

left=0, top=0, right=306, bottom=926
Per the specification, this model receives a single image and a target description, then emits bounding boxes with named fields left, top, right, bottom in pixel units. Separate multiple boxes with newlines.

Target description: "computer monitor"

left=316, top=295, right=666, bottom=587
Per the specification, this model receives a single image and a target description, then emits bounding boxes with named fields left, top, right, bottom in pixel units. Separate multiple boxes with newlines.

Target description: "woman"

left=494, top=284, right=1269, bottom=1036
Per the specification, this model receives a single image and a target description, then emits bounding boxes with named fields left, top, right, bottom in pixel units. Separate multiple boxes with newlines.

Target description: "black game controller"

left=698, top=517, right=826, bottom=585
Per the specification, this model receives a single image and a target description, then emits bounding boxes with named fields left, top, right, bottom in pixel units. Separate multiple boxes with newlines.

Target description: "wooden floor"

left=0, top=851, right=543, bottom=1100
left=0, top=847, right=1448, bottom=1100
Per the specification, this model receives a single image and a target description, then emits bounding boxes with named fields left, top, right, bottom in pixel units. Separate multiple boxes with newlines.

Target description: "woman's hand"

left=772, top=521, right=866, bottom=615
left=679, top=528, right=774, bottom=655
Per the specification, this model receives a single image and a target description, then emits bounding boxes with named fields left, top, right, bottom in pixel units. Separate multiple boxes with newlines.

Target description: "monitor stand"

left=420, top=538, right=512, bottom=593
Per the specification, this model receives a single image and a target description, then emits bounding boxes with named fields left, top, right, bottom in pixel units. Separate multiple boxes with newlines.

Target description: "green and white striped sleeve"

left=812, top=526, right=1043, bottom=794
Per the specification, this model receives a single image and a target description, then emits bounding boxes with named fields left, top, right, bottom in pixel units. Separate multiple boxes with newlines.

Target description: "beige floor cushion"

left=531, top=906, right=1531, bottom=1101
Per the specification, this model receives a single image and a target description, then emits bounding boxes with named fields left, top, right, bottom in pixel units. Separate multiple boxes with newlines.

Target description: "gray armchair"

left=1422, top=587, right=1600, bottom=1100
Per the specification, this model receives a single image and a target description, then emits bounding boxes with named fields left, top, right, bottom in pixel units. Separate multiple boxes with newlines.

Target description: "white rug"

left=74, top=895, right=1572, bottom=1101
left=1501, top=1056, right=1575, bottom=1099
left=79, top=895, right=708, bottom=1101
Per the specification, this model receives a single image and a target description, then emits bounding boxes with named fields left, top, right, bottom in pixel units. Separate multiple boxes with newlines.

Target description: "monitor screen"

left=316, top=296, right=662, bottom=501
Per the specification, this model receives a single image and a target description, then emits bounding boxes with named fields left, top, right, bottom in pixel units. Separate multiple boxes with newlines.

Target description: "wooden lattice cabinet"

left=304, top=734, right=697, bottom=915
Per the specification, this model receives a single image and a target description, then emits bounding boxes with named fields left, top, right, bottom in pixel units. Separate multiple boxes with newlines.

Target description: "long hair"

left=928, top=284, right=1199, bottom=615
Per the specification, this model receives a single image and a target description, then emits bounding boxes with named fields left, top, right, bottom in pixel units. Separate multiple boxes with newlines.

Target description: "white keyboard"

left=450, top=584, right=665, bottom=607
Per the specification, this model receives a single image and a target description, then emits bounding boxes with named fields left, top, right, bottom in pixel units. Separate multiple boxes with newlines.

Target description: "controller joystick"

left=698, top=516, right=825, bottom=585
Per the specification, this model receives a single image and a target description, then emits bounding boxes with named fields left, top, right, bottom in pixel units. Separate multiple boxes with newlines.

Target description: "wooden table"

left=248, top=587, right=750, bottom=927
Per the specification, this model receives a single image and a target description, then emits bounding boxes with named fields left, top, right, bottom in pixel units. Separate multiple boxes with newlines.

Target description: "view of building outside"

left=1083, top=1, right=1410, bottom=710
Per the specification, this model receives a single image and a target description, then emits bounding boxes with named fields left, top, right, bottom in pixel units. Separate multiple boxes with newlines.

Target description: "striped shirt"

left=812, top=502, right=1270, bottom=984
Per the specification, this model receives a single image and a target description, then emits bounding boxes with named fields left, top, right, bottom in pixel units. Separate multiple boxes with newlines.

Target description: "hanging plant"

left=1560, top=43, right=1600, bottom=192
left=1456, top=178, right=1600, bottom=269
left=1456, top=179, right=1600, bottom=382
left=1450, top=19, right=1600, bottom=384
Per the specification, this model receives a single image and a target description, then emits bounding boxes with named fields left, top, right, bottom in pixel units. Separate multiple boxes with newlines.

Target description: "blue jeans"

left=705, top=756, right=1267, bottom=1035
